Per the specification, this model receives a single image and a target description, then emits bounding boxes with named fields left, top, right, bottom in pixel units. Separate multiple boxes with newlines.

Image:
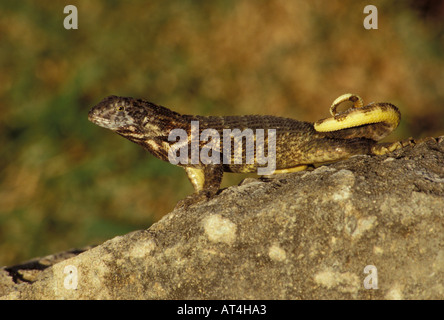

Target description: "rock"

left=1, top=137, right=444, bottom=299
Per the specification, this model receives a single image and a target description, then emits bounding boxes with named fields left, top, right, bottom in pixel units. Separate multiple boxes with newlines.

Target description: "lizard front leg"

left=176, top=165, right=224, bottom=208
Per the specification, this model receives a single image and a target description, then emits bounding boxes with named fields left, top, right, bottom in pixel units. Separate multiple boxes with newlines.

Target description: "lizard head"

left=88, top=95, right=182, bottom=139
left=88, top=95, right=144, bottom=131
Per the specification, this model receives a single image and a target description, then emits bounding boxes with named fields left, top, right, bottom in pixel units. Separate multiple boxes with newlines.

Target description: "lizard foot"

left=371, top=137, right=416, bottom=155
left=174, top=191, right=213, bottom=210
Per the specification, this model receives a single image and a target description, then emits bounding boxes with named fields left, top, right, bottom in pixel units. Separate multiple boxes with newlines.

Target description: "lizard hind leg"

left=272, top=165, right=309, bottom=175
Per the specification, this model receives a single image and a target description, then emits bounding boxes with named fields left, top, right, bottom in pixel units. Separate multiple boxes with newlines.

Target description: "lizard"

left=88, top=93, right=412, bottom=207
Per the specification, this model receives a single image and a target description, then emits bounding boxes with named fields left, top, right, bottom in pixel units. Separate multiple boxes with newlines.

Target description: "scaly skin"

left=88, top=93, right=411, bottom=206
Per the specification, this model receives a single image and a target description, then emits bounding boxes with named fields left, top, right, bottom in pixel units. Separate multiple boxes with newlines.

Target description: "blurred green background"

left=0, top=0, right=443, bottom=266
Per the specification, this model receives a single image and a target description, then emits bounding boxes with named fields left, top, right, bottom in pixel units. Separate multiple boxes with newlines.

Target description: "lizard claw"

left=174, top=191, right=213, bottom=210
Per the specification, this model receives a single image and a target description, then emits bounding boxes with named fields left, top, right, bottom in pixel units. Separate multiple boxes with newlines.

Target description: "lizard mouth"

left=87, top=109, right=96, bottom=122
left=88, top=110, right=103, bottom=125
left=88, top=110, right=117, bottom=130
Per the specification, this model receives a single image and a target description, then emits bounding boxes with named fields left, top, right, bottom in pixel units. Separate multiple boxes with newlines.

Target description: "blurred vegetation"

left=0, top=0, right=443, bottom=266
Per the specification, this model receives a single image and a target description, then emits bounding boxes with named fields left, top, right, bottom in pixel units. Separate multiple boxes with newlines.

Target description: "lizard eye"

left=116, top=105, right=125, bottom=112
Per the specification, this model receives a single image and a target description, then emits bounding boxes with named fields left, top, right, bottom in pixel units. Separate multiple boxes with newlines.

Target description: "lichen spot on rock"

left=268, top=244, right=286, bottom=262
left=203, top=214, right=237, bottom=245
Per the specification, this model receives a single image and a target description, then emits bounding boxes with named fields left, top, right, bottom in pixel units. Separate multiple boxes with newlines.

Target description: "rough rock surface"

left=1, top=137, right=444, bottom=299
